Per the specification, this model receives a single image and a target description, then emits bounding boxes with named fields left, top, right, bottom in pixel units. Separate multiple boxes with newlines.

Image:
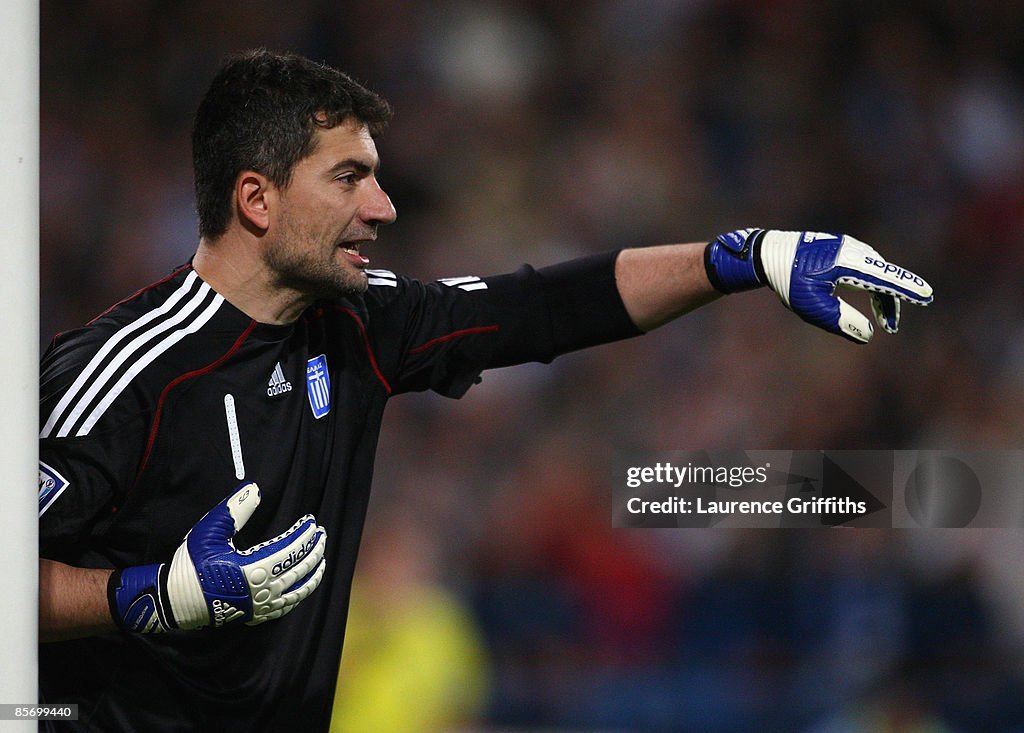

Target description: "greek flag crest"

left=306, top=354, right=331, bottom=419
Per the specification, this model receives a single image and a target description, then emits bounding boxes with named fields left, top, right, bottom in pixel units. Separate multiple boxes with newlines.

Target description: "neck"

left=192, top=233, right=312, bottom=325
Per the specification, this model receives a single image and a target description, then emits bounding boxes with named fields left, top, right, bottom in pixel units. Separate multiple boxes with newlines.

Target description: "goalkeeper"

left=38, top=50, right=932, bottom=732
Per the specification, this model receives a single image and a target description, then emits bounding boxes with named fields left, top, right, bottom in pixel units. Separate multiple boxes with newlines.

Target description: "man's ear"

left=235, top=171, right=274, bottom=233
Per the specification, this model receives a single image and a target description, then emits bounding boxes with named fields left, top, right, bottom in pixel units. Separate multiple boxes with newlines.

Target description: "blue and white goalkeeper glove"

left=705, top=229, right=933, bottom=343
left=108, top=483, right=327, bottom=633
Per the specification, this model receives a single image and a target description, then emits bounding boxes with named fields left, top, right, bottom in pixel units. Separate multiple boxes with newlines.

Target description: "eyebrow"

left=326, top=158, right=380, bottom=178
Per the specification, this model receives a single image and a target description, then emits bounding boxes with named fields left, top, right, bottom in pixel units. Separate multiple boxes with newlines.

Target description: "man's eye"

left=336, top=174, right=358, bottom=185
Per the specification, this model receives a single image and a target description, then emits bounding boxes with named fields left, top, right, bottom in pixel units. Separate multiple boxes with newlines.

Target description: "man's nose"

left=361, top=177, right=397, bottom=226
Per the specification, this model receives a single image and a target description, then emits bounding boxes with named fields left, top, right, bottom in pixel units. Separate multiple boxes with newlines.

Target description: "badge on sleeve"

left=39, top=461, right=70, bottom=516
left=306, top=354, right=331, bottom=419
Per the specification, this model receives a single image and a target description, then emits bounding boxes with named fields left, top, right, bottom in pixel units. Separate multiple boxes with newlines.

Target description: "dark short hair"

left=192, top=49, right=392, bottom=239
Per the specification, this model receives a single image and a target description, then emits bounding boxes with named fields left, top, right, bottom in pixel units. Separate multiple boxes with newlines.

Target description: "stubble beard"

left=264, top=213, right=369, bottom=300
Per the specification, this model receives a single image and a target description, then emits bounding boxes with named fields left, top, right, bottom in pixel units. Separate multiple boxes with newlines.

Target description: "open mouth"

left=340, top=243, right=370, bottom=267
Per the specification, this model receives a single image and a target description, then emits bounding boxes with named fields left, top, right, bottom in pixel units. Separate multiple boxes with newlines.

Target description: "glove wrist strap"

left=108, top=563, right=176, bottom=633
left=704, top=228, right=768, bottom=293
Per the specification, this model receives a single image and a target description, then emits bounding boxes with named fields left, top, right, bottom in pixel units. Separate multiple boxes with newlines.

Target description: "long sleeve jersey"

left=38, top=252, right=640, bottom=732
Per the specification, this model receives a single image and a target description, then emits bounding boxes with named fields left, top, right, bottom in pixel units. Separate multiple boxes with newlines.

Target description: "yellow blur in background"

left=332, top=517, right=489, bottom=733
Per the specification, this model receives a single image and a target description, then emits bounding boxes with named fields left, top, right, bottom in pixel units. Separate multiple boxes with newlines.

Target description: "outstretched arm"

left=615, top=229, right=933, bottom=341
left=615, top=242, right=720, bottom=332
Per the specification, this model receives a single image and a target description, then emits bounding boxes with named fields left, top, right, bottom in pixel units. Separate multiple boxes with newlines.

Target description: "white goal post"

left=0, top=0, right=39, bottom=723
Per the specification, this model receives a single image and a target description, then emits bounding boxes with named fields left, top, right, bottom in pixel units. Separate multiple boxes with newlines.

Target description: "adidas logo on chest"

left=267, top=361, right=293, bottom=397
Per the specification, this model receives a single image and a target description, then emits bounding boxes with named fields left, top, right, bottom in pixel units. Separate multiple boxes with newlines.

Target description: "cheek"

left=306, top=197, right=353, bottom=236
left=278, top=214, right=331, bottom=252
left=298, top=205, right=340, bottom=242
left=279, top=192, right=352, bottom=245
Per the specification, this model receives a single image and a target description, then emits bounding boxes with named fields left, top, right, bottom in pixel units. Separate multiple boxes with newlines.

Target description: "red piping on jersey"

left=408, top=325, right=500, bottom=355
left=87, top=264, right=193, bottom=326
left=334, top=306, right=392, bottom=394
left=130, top=320, right=257, bottom=491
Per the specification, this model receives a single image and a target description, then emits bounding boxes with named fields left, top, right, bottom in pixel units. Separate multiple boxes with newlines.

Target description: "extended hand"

left=109, top=483, right=327, bottom=632
left=705, top=229, right=933, bottom=343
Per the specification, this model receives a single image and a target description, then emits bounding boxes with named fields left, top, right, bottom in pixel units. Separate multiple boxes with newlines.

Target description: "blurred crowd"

left=41, top=1, right=1024, bottom=730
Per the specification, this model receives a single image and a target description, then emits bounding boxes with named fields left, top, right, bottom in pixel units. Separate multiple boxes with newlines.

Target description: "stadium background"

left=41, top=1, right=1024, bottom=731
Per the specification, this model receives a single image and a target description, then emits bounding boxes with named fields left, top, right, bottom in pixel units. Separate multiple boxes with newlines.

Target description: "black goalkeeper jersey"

left=38, top=253, right=638, bottom=732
